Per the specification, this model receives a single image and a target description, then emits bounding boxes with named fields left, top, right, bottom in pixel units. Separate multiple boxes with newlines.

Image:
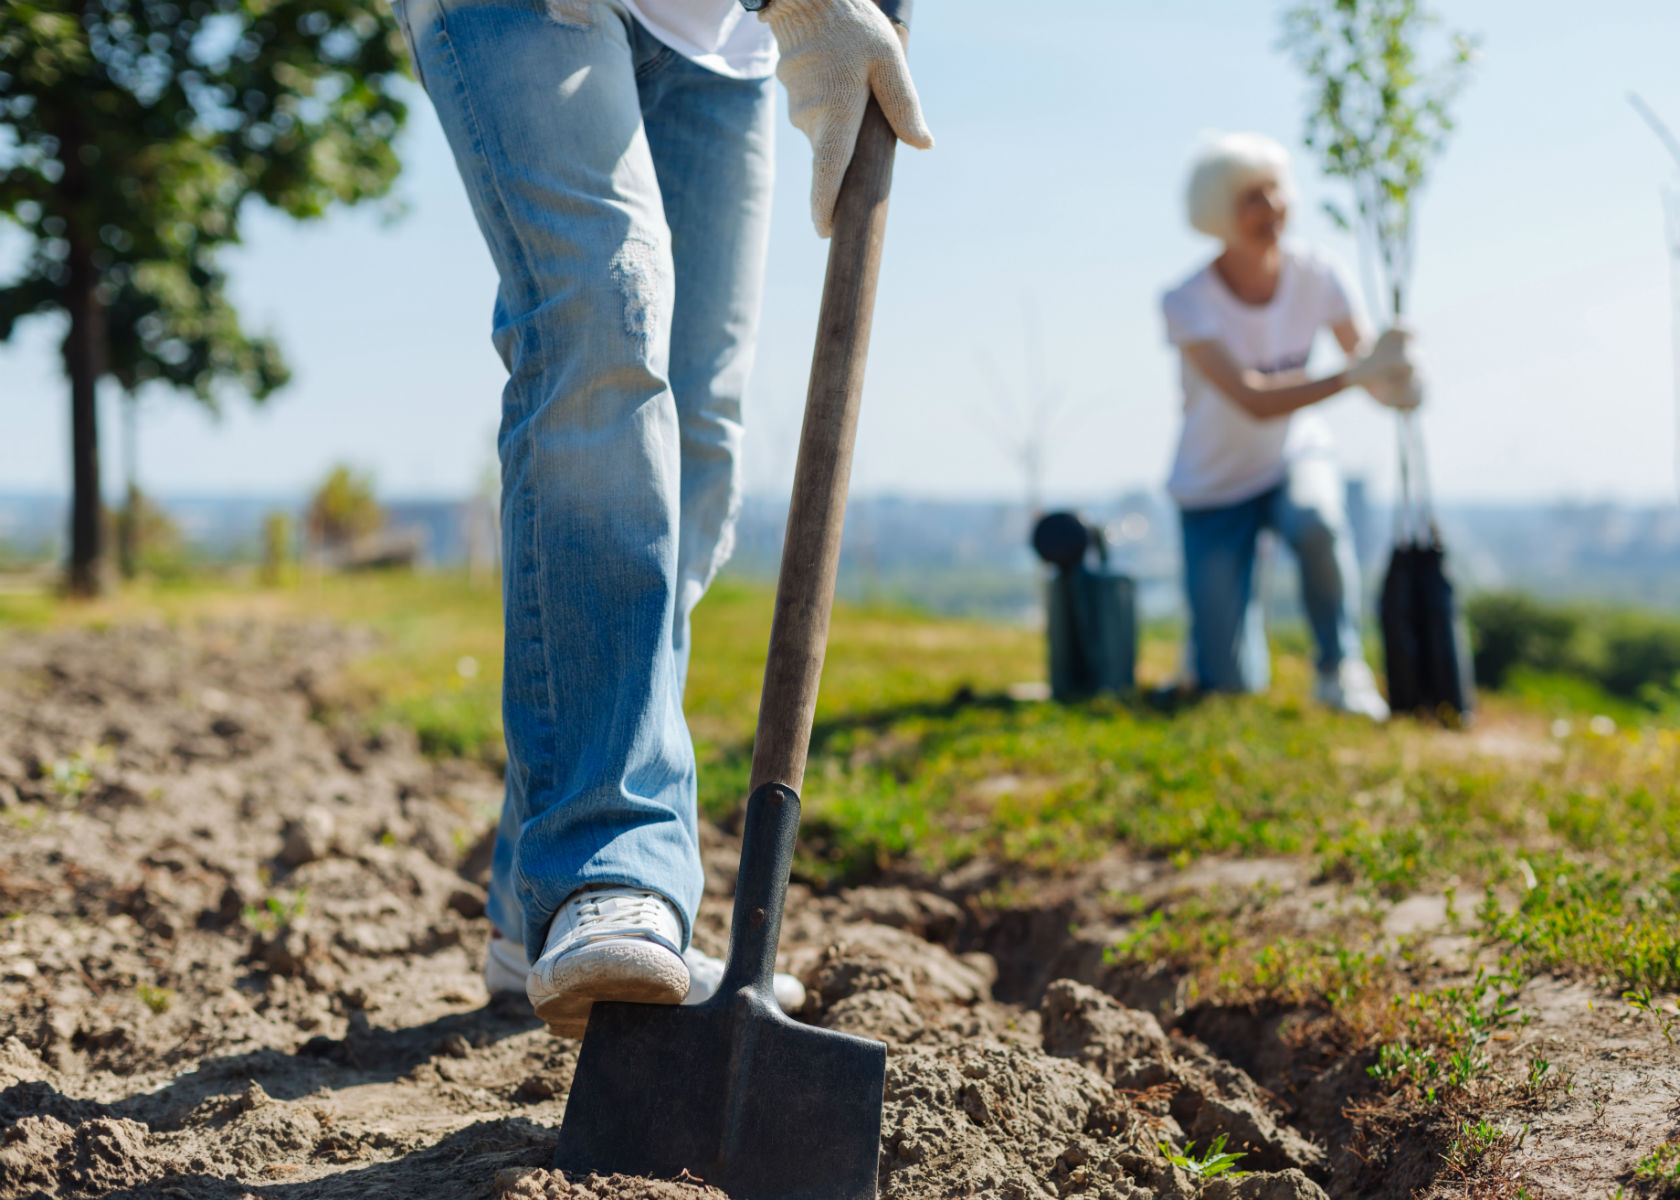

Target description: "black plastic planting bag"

left=1381, top=415, right=1475, bottom=724
left=1380, top=540, right=1474, bottom=722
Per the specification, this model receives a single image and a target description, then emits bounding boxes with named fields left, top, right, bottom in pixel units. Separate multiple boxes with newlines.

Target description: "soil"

left=0, top=621, right=1672, bottom=1199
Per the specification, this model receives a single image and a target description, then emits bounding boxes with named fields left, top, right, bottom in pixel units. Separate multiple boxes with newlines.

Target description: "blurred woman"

left=1161, top=132, right=1419, bottom=718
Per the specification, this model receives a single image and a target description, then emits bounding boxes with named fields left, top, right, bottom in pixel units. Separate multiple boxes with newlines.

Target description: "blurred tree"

left=107, top=487, right=183, bottom=577
left=1281, top=0, right=1477, bottom=320
left=0, top=1, right=410, bottom=595
left=306, top=462, right=381, bottom=551
left=261, top=509, right=295, bottom=585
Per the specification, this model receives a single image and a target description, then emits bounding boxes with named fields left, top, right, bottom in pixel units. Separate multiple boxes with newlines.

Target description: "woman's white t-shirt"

left=625, top=0, right=778, bottom=78
left=1161, top=245, right=1358, bottom=510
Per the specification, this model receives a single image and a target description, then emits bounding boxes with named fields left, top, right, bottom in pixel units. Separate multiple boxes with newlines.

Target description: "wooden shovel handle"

left=748, top=58, right=906, bottom=795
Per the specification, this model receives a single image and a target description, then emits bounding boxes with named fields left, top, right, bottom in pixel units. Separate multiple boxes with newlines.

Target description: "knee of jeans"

left=600, top=234, right=674, bottom=356
left=497, top=238, right=675, bottom=420
left=1291, top=512, right=1339, bottom=561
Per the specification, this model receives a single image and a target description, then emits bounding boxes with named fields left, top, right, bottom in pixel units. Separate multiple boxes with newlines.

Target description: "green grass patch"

left=1476, top=860, right=1680, bottom=992
left=11, top=571, right=1680, bottom=998
left=1636, top=1140, right=1680, bottom=1186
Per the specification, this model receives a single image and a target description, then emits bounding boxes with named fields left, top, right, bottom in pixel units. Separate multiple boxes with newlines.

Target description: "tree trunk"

left=119, top=395, right=139, bottom=579
left=64, top=239, right=106, bottom=595
left=61, top=114, right=106, bottom=597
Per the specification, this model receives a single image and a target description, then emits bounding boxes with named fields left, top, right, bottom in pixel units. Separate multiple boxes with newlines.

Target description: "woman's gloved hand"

left=1366, top=369, right=1426, bottom=411
left=1344, top=327, right=1413, bottom=386
left=761, top=0, right=933, bottom=237
left=1346, top=326, right=1425, bottom=410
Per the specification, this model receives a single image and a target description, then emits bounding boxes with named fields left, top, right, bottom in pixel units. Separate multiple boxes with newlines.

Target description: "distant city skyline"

left=6, top=487, right=1677, bottom=616
left=4, top=0, right=1680, bottom=506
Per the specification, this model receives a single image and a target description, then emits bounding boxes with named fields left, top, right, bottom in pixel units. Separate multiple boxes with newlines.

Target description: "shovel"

left=551, top=5, right=916, bottom=1198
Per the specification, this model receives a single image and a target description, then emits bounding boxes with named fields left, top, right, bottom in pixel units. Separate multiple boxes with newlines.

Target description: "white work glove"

left=1344, top=327, right=1413, bottom=386
left=1346, top=327, right=1425, bottom=410
left=762, top=0, right=934, bottom=237
left=1366, top=368, right=1426, bottom=412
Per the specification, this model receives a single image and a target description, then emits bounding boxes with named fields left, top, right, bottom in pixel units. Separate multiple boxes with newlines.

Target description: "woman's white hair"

left=1184, top=132, right=1296, bottom=242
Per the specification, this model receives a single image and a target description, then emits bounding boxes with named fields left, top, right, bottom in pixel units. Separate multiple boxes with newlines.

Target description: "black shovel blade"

left=553, top=990, right=886, bottom=1200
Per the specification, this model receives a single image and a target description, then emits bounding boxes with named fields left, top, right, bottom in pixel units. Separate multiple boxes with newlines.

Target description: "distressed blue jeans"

left=1179, top=454, right=1367, bottom=693
left=392, top=0, right=774, bottom=961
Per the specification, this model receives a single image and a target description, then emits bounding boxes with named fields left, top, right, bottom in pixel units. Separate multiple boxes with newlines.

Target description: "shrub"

left=1465, top=592, right=1582, bottom=690
left=1600, top=612, right=1680, bottom=703
left=1467, top=591, right=1680, bottom=705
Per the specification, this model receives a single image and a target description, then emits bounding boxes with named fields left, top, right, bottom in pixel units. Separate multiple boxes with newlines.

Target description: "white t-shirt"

left=625, top=0, right=778, bottom=78
left=1161, top=245, right=1358, bottom=510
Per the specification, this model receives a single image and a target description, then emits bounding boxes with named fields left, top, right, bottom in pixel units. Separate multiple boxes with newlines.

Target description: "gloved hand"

left=1349, top=327, right=1425, bottom=411
left=1344, top=327, right=1414, bottom=387
left=762, top=0, right=934, bottom=237
left=1366, top=368, right=1426, bottom=411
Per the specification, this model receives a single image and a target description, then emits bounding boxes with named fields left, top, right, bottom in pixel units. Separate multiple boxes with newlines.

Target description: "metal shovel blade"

left=553, top=784, right=887, bottom=1200
left=554, top=993, right=885, bottom=1200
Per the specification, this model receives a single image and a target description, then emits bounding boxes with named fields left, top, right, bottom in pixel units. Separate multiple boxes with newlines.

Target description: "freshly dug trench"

left=1, top=622, right=1334, bottom=1200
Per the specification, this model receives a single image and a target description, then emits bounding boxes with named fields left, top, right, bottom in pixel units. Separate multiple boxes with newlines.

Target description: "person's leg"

left=1180, top=493, right=1270, bottom=693
left=637, top=49, right=776, bottom=689
left=392, top=0, right=701, bottom=965
left=1267, top=454, right=1366, bottom=675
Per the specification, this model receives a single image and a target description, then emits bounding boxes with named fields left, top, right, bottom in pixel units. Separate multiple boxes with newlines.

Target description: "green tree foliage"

left=261, top=509, right=295, bottom=585
left=1281, top=0, right=1476, bottom=318
left=109, top=488, right=186, bottom=578
left=306, top=463, right=381, bottom=550
left=0, top=0, right=410, bottom=594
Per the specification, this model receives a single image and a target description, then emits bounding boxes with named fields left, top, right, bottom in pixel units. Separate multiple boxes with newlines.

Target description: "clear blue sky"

left=4, top=0, right=1679, bottom=506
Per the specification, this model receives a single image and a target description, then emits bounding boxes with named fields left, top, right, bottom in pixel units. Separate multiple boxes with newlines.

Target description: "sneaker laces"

left=569, top=888, right=678, bottom=952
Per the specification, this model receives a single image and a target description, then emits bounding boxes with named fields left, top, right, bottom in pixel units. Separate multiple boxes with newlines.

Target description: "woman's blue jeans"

left=1179, top=455, right=1368, bottom=693
left=392, top=0, right=775, bottom=960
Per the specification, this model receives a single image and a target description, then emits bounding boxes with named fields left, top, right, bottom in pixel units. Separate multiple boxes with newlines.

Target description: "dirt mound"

left=0, top=620, right=1366, bottom=1199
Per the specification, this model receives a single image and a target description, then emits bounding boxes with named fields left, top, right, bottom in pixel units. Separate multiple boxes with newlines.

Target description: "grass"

left=6, top=570, right=1679, bottom=1001
left=1635, top=1140, right=1680, bottom=1186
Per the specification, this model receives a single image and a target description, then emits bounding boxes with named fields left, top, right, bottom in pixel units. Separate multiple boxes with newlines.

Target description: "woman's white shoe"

left=1313, top=660, right=1391, bottom=722
left=682, top=945, right=808, bottom=1014
left=487, top=906, right=809, bottom=1021
left=525, top=887, right=690, bottom=1038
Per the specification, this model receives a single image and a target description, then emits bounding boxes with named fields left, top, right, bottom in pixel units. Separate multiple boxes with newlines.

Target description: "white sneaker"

left=526, top=887, right=690, bottom=1038
left=1314, top=660, right=1391, bottom=722
left=484, top=927, right=529, bottom=996
left=682, top=946, right=808, bottom=1014
left=486, top=923, right=808, bottom=1016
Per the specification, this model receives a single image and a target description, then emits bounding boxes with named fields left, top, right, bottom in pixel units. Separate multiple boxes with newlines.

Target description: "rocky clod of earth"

left=1041, top=981, right=1326, bottom=1175
left=0, top=621, right=1330, bottom=1200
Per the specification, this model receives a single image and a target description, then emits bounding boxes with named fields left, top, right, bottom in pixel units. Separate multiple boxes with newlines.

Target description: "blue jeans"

left=392, top=0, right=774, bottom=961
left=1179, top=455, right=1367, bottom=693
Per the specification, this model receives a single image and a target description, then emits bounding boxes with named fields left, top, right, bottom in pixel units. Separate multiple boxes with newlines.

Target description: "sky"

left=4, top=0, right=1680, bottom=507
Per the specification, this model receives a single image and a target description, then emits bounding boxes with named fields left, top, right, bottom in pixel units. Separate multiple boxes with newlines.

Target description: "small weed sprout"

left=1635, top=1139, right=1680, bottom=1182
left=243, top=891, right=309, bottom=934
left=135, top=984, right=173, bottom=1014
left=1158, top=1133, right=1247, bottom=1179
left=46, top=748, right=106, bottom=799
left=1443, top=1119, right=1526, bottom=1173
left=1622, top=986, right=1680, bottom=1044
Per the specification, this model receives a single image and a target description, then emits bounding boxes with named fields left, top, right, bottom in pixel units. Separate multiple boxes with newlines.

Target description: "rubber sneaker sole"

left=528, top=938, right=689, bottom=1038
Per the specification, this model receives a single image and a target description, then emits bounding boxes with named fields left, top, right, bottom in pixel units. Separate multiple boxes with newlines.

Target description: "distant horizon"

left=1, top=486, right=1675, bottom=511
